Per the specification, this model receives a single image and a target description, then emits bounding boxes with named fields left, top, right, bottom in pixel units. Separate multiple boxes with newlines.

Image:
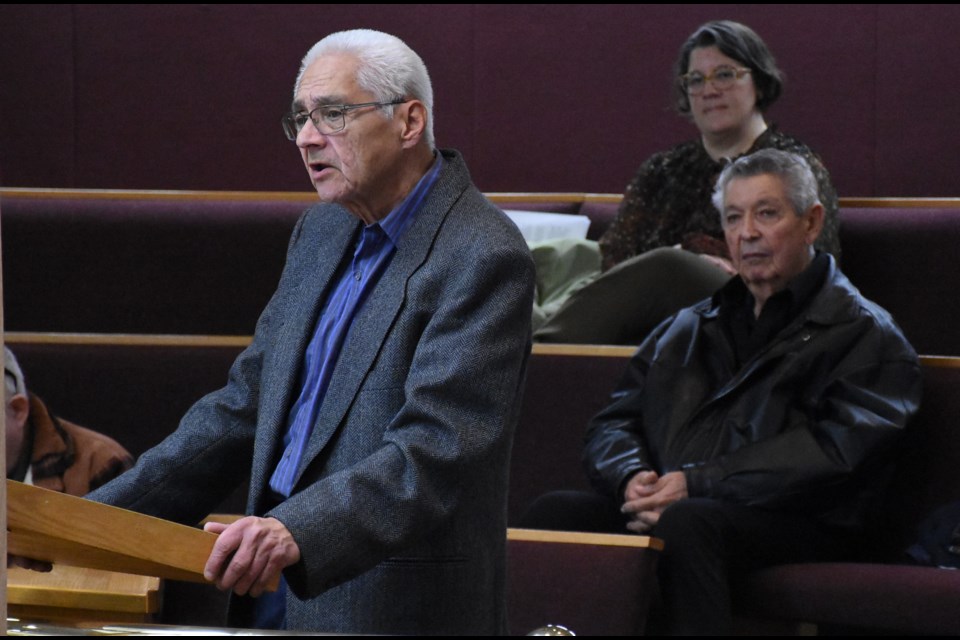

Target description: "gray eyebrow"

left=292, top=94, right=349, bottom=113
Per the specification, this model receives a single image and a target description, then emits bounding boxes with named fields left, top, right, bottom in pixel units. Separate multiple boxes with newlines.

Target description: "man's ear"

left=804, top=203, right=825, bottom=245
left=398, top=100, right=427, bottom=148
left=8, top=393, right=29, bottom=429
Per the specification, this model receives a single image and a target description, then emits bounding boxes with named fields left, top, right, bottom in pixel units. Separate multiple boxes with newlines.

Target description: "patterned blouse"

left=598, top=127, right=840, bottom=271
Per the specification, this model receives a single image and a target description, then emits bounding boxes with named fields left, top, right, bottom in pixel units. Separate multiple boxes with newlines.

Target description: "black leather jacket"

left=583, top=257, right=921, bottom=531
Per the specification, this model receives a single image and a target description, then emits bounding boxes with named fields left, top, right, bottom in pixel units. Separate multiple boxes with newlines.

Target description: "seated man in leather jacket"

left=525, top=149, right=921, bottom=634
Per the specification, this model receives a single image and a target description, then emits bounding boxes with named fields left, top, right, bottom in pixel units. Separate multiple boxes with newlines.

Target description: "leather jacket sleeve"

left=582, top=329, right=661, bottom=499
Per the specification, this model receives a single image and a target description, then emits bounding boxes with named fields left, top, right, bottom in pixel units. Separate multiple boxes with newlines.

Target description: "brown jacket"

left=25, top=394, right=134, bottom=496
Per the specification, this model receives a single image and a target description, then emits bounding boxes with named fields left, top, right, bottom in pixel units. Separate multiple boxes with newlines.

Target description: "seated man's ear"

left=804, top=203, right=825, bottom=246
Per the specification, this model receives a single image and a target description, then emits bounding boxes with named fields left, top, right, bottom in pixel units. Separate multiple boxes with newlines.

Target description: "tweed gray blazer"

left=88, top=149, right=535, bottom=634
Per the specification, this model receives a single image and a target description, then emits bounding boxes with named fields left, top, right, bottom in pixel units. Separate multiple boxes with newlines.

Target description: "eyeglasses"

left=680, top=65, right=751, bottom=95
left=281, top=99, right=407, bottom=140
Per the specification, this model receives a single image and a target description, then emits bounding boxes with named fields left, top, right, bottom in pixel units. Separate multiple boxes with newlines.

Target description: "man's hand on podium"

left=203, top=516, right=301, bottom=597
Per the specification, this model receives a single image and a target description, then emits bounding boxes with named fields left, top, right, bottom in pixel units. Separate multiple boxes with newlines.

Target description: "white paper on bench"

left=504, top=210, right=591, bottom=243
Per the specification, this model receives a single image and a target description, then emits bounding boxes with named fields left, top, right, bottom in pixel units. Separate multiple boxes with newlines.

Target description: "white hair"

left=295, top=29, right=435, bottom=148
left=4, top=346, right=26, bottom=398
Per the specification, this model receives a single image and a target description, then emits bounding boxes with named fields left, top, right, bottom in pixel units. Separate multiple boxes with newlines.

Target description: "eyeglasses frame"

left=282, top=98, right=408, bottom=140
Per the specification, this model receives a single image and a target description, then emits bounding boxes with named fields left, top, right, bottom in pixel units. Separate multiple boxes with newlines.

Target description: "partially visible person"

left=536, top=20, right=839, bottom=345
left=4, top=346, right=133, bottom=495
left=524, top=149, right=919, bottom=634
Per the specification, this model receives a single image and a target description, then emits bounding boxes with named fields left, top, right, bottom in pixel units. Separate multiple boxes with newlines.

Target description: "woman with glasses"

left=535, top=20, right=839, bottom=345
left=599, top=20, right=839, bottom=273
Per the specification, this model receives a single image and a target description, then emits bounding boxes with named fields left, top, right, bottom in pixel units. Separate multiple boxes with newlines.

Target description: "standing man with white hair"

left=87, top=29, right=534, bottom=634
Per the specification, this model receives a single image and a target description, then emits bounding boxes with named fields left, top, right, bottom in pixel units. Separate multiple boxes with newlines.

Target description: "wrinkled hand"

left=699, top=253, right=738, bottom=276
left=623, top=469, right=659, bottom=502
left=203, top=516, right=300, bottom=597
left=621, top=471, right=688, bottom=533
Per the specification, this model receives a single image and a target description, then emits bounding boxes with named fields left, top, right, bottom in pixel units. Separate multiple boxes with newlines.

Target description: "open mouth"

left=308, top=161, right=332, bottom=176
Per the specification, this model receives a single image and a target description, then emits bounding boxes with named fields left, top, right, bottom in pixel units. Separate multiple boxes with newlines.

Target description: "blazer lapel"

left=289, top=152, right=470, bottom=489
left=249, top=206, right=360, bottom=510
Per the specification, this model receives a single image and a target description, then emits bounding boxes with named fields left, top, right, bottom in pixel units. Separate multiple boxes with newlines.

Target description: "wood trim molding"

left=5, top=333, right=956, bottom=367
left=531, top=343, right=635, bottom=358
left=6, top=189, right=960, bottom=210
left=4, top=332, right=252, bottom=348
left=838, top=197, right=960, bottom=209
left=0, top=188, right=319, bottom=202
left=918, top=355, right=960, bottom=369
left=508, top=527, right=664, bottom=551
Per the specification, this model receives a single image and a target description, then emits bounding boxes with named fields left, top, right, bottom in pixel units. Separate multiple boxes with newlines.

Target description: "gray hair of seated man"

left=294, top=29, right=435, bottom=149
left=711, top=148, right=822, bottom=218
left=4, top=346, right=27, bottom=398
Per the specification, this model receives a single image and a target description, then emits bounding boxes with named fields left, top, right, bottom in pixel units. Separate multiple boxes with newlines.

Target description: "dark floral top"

left=599, top=127, right=840, bottom=271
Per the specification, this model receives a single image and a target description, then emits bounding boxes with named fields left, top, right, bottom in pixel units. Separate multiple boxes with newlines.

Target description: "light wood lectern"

left=7, top=479, right=220, bottom=622
left=8, top=479, right=216, bottom=583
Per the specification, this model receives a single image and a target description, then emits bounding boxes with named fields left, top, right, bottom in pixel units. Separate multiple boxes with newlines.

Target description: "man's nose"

left=740, top=213, right=760, bottom=238
left=297, top=120, right=326, bottom=148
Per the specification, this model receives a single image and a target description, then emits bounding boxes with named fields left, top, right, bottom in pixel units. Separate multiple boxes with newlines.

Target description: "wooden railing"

left=4, top=187, right=960, bottom=210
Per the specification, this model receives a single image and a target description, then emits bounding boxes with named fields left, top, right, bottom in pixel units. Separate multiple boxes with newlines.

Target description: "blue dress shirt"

left=269, top=155, right=443, bottom=498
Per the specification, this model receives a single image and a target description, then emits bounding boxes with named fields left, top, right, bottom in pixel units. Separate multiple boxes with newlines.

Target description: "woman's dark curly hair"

left=674, top=20, right=783, bottom=115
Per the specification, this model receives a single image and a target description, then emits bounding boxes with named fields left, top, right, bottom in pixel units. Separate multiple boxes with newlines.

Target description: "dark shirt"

left=598, top=127, right=841, bottom=271
left=716, top=252, right=830, bottom=366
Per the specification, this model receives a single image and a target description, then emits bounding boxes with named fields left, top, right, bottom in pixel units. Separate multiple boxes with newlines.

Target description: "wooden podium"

left=7, top=565, right=161, bottom=623
left=6, top=480, right=221, bottom=622
left=7, top=480, right=216, bottom=583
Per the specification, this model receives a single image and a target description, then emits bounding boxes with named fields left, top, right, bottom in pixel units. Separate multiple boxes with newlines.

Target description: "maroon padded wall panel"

left=67, top=4, right=478, bottom=191
left=875, top=5, right=960, bottom=197
left=0, top=5, right=76, bottom=186
left=1, top=4, right=957, bottom=196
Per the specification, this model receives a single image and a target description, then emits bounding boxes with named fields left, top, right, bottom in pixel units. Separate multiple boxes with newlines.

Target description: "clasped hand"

left=621, top=470, right=688, bottom=533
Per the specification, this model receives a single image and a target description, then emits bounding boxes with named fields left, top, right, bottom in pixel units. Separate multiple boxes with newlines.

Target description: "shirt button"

left=354, top=271, right=362, bottom=281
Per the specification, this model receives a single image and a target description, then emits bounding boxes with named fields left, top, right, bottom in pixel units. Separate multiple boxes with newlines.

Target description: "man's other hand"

left=203, top=516, right=300, bottom=597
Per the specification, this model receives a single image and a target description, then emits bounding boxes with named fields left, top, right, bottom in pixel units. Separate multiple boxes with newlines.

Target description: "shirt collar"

left=714, top=250, right=830, bottom=317
left=371, top=152, right=443, bottom=247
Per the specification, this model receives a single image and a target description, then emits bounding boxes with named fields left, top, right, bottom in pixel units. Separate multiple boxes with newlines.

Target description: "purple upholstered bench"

left=0, top=189, right=618, bottom=336
left=1, top=189, right=309, bottom=335
left=4, top=190, right=960, bottom=355
left=6, top=339, right=959, bottom=633
left=840, top=201, right=960, bottom=357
